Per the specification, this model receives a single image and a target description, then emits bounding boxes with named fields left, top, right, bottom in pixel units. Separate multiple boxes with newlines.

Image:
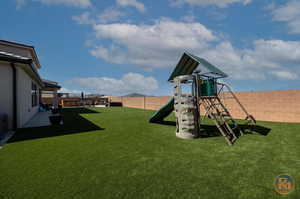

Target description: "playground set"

left=149, top=52, right=256, bottom=145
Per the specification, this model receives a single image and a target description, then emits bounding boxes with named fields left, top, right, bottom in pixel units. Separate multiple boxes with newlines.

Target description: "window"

left=180, top=80, right=194, bottom=97
left=32, top=82, right=38, bottom=107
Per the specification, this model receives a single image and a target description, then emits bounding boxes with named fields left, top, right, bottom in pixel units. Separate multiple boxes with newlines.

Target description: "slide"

left=149, top=97, right=174, bottom=123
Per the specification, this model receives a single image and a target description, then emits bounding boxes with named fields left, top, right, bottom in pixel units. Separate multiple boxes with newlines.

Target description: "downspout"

left=10, top=63, right=17, bottom=130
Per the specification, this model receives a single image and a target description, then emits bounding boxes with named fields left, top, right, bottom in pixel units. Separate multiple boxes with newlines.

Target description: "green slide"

left=149, top=97, right=174, bottom=123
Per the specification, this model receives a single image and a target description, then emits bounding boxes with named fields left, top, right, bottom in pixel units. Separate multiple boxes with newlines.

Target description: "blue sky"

left=1, top=0, right=300, bottom=96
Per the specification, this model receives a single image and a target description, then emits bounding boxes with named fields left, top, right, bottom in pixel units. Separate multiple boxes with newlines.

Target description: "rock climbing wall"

left=173, top=75, right=199, bottom=139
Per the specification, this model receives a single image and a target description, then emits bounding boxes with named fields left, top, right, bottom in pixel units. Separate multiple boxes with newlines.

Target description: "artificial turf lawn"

left=0, top=107, right=299, bottom=199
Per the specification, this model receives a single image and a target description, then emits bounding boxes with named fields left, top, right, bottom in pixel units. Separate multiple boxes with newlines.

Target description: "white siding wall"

left=0, top=62, right=13, bottom=129
left=0, top=43, right=42, bottom=129
left=17, top=67, right=40, bottom=128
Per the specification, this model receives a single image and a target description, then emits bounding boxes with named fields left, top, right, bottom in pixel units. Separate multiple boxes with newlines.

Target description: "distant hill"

left=123, top=93, right=147, bottom=97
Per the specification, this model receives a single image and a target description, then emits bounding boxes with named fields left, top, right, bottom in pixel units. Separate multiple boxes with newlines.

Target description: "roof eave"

left=0, top=40, right=42, bottom=69
left=0, top=55, right=32, bottom=65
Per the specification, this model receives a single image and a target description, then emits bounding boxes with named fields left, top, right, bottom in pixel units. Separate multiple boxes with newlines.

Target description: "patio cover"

left=43, top=79, right=61, bottom=90
left=168, top=52, right=228, bottom=81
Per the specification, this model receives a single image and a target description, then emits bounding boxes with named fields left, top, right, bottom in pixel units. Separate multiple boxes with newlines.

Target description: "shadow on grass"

left=156, top=120, right=271, bottom=138
left=155, top=121, right=176, bottom=126
left=239, top=124, right=271, bottom=136
left=9, top=108, right=104, bottom=143
left=200, top=124, right=271, bottom=138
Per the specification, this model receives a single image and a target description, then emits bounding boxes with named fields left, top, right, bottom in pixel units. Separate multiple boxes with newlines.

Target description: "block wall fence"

left=108, top=90, right=300, bottom=123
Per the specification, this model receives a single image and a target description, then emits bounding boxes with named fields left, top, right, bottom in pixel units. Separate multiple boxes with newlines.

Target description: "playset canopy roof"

left=168, top=52, right=228, bottom=81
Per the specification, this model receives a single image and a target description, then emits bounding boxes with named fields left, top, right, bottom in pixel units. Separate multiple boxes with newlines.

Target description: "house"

left=0, top=40, right=59, bottom=131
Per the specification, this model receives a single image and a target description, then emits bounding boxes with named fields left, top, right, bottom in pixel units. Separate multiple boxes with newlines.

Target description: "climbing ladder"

left=201, top=96, right=243, bottom=145
left=217, top=82, right=256, bottom=126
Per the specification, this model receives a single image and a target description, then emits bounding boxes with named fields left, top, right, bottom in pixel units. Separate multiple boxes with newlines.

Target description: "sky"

left=1, top=0, right=300, bottom=96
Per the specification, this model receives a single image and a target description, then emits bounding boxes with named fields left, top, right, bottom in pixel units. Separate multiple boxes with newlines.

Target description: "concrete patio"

left=23, top=111, right=52, bottom=128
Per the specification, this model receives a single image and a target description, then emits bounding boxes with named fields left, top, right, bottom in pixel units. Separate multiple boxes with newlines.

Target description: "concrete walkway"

left=23, top=111, right=51, bottom=128
left=0, top=131, right=15, bottom=148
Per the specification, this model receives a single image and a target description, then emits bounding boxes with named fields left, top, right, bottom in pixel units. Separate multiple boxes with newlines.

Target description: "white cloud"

left=16, top=0, right=91, bottom=8
left=201, top=40, right=300, bottom=80
left=270, top=71, right=298, bottom=80
left=72, top=0, right=145, bottom=26
left=170, top=0, right=251, bottom=8
left=73, top=9, right=125, bottom=25
left=73, top=8, right=125, bottom=25
left=91, top=18, right=217, bottom=68
left=88, top=19, right=300, bottom=80
left=72, top=12, right=95, bottom=25
left=60, top=87, right=82, bottom=94
left=16, top=0, right=26, bottom=9
left=66, top=73, right=158, bottom=95
left=249, top=40, right=300, bottom=65
left=270, top=0, right=300, bottom=34
left=116, top=0, right=146, bottom=13
left=98, top=7, right=125, bottom=23
left=181, top=14, right=196, bottom=23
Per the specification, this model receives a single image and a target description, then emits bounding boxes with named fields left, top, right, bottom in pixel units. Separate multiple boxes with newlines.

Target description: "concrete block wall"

left=108, top=96, right=171, bottom=110
left=122, top=97, right=146, bottom=109
left=108, top=90, right=300, bottom=123
left=108, top=96, right=122, bottom=103
left=145, top=97, right=171, bottom=110
left=220, top=90, right=300, bottom=123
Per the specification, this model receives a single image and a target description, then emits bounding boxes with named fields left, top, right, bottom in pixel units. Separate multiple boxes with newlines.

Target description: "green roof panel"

left=168, top=52, right=228, bottom=81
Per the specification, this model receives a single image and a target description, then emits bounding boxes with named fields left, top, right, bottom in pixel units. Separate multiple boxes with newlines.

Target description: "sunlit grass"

left=0, top=107, right=299, bottom=199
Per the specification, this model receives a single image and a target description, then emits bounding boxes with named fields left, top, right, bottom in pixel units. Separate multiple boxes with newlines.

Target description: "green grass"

left=0, top=107, right=299, bottom=199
